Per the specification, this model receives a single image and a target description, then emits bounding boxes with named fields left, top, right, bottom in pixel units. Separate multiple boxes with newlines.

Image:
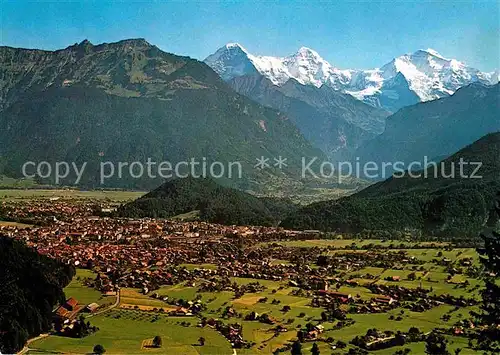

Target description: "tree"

left=291, top=340, right=302, bottom=355
left=198, top=337, right=205, bottom=346
left=297, top=330, right=305, bottom=343
left=152, top=335, right=162, bottom=348
left=305, top=323, right=315, bottom=332
left=408, top=327, right=421, bottom=342
left=425, top=332, right=449, bottom=355
left=475, top=192, right=500, bottom=352
left=409, top=327, right=420, bottom=334
left=93, top=344, right=106, bottom=354
left=336, top=340, right=347, bottom=349
left=311, top=342, right=320, bottom=355
left=259, top=313, right=273, bottom=324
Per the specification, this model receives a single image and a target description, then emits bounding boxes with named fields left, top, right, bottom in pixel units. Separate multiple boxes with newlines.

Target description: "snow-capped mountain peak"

left=294, top=46, right=322, bottom=58
left=281, top=46, right=351, bottom=87
left=204, top=43, right=257, bottom=80
left=225, top=42, right=247, bottom=52
left=204, top=44, right=498, bottom=111
left=205, top=43, right=354, bottom=87
left=376, top=49, right=495, bottom=101
left=424, top=48, right=447, bottom=60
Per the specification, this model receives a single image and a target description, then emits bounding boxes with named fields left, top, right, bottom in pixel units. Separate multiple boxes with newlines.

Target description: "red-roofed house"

left=65, top=298, right=78, bottom=311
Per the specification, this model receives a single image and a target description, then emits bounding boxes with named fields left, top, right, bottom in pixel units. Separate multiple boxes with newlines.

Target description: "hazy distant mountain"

left=281, top=132, right=500, bottom=237
left=0, top=39, right=323, bottom=189
left=356, top=82, right=500, bottom=174
left=229, top=74, right=389, bottom=160
left=205, top=44, right=498, bottom=112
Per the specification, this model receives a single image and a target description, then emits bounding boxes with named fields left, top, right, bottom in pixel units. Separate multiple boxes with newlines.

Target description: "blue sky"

left=1, top=0, right=498, bottom=71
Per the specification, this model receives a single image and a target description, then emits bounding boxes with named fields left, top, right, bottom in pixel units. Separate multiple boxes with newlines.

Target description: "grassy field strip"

left=0, top=189, right=145, bottom=202
left=64, top=269, right=111, bottom=306
left=0, top=220, right=33, bottom=228
left=269, top=239, right=450, bottom=249
left=30, top=314, right=231, bottom=355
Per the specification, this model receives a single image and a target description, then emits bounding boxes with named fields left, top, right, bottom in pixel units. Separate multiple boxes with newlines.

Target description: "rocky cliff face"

left=229, top=75, right=389, bottom=160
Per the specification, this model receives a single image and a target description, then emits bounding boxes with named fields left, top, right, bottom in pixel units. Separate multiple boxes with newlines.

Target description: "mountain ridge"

left=281, top=132, right=500, bottom=238
left=205, top=44, right=499, bottom=112
left=355, top=82, right=500, bottom=174
left=0, top=39, right=324, bottom=190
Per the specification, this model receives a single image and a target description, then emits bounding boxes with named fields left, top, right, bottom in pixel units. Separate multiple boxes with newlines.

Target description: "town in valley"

left=0, top=190, right=491, bottom=354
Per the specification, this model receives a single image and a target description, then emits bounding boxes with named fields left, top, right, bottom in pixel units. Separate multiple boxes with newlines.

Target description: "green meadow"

left=30, top=312, right=232, bottom=355
left=29, top=241, right=483, bottom=354
left=0, top=189, right=144, bottom=202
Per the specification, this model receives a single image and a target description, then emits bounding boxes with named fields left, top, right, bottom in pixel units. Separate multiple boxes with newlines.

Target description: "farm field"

left=29, top=241, right=484, bottom=354
left=0, top=220, right=33, bottom=228
left=270, top=239, right=449, bottom=249
left=120, top=288, right=175, bottom=310
left=64, top=269, right=104, bottom=305
left=0, top=189, right=144, bottom=202
left=29, top=311, right=232, bottom=355
left=63, top=269, right=117, bottom=310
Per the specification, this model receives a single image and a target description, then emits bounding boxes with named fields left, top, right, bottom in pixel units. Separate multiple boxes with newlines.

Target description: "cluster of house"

left=199, top=319, right=248, bottom=348
left=311, top=286, right=399, bottom=314
left=168, top=300, right=204, bottom=316
left=53, top=297, right=101, bottom=334
left=299, top=324, right=325, bottom=341
left=53, top=297, right=82, bottom=322
left=1, top=200, right=408, bottom=299
left=3, top=211, right=476, bottom=319
left=0, top=198, right=96, bottom=222
left=1, top=197, right=482, bottom=345
left=308, top=278, right=479, bottom=316
left=351, top=328, right=409, bottom=351
left=368, top=284, right=478, bottom=308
